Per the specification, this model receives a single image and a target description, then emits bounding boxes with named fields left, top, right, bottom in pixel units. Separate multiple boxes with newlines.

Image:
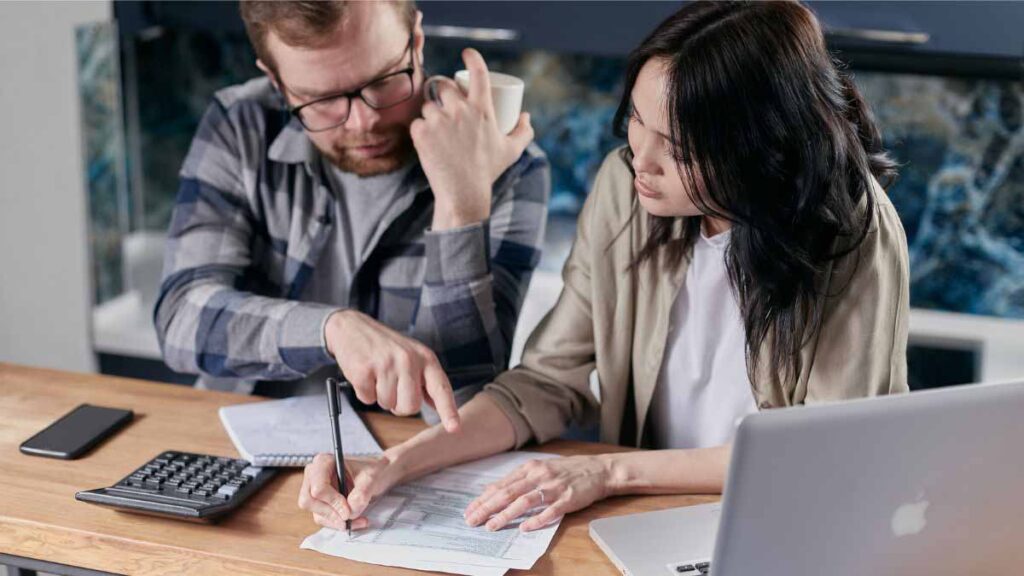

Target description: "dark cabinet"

left=808, top=1, right=1024, bottom=60
left=114, top=1, right=1023, bottom=60
left=417, top=1, right=681, bottom=56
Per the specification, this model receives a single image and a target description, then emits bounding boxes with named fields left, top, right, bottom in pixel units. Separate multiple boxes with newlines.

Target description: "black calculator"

left=76, top=450, right=276, bottom=523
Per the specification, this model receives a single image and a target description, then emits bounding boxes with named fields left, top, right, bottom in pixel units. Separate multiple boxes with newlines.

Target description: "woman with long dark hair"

left=299, top=0, right=909, bottom=533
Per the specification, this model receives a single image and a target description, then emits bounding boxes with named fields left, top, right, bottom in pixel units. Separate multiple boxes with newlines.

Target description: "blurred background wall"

left=0, top=1, right=111, bottom=372
left=1, top=1, right=1022, bottom=390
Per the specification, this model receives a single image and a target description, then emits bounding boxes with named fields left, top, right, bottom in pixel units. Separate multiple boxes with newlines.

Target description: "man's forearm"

left=386, top=394, right=517, bottom=484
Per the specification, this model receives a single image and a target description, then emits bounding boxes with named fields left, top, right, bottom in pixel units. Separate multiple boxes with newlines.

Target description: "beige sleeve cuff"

left=479, top=386, right=536, bottom=449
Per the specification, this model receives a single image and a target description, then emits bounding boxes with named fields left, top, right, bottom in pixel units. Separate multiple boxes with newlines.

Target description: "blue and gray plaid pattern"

left=154, top=77, right=550, bottom=394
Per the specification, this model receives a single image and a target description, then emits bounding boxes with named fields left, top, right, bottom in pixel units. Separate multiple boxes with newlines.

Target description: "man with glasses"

left=155, top=0, right=549, bottom=431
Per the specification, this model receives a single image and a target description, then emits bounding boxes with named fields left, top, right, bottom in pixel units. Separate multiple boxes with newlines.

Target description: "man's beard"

left=317, top=127, right=416, bottom=177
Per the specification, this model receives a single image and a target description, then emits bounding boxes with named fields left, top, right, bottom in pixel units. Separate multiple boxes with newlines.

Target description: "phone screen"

left=20, top=404, right=133, bottom=459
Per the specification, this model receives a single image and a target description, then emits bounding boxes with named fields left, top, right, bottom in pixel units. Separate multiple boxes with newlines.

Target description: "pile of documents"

left=301, top=452, right=563, bottom=576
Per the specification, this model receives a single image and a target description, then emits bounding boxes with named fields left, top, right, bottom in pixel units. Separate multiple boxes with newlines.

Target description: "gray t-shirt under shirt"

left=285, top=161, right=415, bottom=397
left=304, top=161, right=416, bottom=307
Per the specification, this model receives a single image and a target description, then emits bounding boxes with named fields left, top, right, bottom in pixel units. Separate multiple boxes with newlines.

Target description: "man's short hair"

left=239, top=0, right=417, bottom=74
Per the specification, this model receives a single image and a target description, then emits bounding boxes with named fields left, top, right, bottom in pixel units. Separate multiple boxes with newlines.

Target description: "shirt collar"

left=268, top=115, right=432, bottom=199
left=268, top=116, right=317, bottom=165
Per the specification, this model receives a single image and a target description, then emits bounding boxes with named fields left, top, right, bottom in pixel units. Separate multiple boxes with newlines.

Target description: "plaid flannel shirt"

left=154, top=77, right=550, bottom=395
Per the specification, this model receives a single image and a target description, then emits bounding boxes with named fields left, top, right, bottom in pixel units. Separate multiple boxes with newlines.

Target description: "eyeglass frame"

left=279, top=32, right=419, bottom=132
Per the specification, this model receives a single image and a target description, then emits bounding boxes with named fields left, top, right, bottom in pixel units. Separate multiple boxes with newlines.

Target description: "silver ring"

left=535, top=488, right=545, bottom=505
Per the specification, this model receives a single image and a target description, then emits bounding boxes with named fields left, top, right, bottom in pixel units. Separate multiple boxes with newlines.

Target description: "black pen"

left=325, top=377, right=351, bottom=538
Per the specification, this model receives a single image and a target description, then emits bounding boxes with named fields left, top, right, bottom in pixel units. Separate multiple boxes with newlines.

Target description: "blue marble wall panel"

left=856, top=73, right=1024, bottom=319
left=76, top=22, right=127, bottom=304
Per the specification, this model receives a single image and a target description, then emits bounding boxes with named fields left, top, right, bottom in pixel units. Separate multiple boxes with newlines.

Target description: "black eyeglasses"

left=286, top=33, right=417, bottom=132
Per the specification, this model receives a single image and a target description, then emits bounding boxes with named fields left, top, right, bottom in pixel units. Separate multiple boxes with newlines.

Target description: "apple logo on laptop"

left=891, top=494, right=929, bottom=537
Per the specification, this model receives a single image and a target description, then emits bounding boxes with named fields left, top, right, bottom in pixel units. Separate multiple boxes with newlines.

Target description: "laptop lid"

left=712, top=380, right=1024, bottom=576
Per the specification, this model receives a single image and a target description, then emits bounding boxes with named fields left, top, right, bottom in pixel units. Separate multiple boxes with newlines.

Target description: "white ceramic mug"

left=453, top=70, right=525, bottom=134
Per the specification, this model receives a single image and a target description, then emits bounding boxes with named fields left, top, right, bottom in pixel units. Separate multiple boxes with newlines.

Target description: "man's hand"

left=411, top=48, right=535, bottom=230
left=298, top=453, right=405, bottom=531
left=325, top=309, right=461, bottom=432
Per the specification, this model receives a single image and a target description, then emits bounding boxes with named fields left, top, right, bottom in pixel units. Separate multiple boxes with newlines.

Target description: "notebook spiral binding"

left=254, top=453, right=316, bottom=467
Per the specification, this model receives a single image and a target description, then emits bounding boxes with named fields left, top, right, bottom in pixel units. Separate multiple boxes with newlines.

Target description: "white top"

left=647, top=228, right=758, bottom=450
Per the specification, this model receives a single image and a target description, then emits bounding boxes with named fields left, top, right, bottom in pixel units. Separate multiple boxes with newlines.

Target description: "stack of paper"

left=301, top=451, right=564, bottom=576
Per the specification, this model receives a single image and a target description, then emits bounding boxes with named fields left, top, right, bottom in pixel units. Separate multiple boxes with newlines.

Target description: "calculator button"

left=217, top=485, right=241, bottom=498
left=240, top=466, right=261, bottom=478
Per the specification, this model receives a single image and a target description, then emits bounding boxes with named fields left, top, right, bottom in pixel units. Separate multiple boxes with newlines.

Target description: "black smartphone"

left=20, top=404, right=134, bottom=460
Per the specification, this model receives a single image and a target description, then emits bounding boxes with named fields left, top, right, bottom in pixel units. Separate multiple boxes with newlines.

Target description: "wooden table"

left=0, top=363, right=717, bottom=575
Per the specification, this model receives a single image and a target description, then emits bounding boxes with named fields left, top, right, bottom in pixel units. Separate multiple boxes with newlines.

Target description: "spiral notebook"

left=219, top=394, right=383, bottom=466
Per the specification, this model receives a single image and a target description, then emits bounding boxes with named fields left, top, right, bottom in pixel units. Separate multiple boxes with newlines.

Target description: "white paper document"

left=301, top=451, right=563, bottom=575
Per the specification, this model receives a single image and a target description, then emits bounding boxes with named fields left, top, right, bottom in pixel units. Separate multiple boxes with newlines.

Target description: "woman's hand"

left=464, top=455, right=614, bottom=532
left=298, top=452, right=406, bottom=531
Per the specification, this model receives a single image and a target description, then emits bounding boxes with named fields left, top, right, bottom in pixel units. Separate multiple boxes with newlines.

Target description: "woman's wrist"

left=381, top=431, right=434, bottom=486
left=598, top=447, right=731, bottom=498
left=598, top=452, right=640, bottom=498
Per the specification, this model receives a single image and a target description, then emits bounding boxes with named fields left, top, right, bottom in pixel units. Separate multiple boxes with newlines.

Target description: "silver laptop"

left=590, top=380, right=1024, bottom=576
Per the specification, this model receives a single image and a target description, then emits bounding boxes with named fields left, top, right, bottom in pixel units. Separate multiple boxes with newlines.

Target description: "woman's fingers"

left=465, top=468, right=531, bottom=518
left=465, top=477, right=536, bottom=526
left=299, top=454, right=372, bottom=531
left=484, top=486, right=546, bottom=531
left=519, top=498, right=569, bottom=532
left=313, top=512, right=343, bottom=530
left=313, top=512, right=371, bottom=531
left=351, top=516, right=371, bottom=530
left=309, top=472, right=354, bottom=519
left=303, top=479, right=349, bottom=528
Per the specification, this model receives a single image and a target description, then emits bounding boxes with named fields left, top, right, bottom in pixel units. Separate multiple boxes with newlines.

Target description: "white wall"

left=0, top=1, right=111, bottom=372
